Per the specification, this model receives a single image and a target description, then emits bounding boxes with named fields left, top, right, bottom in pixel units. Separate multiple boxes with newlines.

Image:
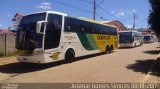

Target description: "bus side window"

left=64, top=17, right=70, bottom=32
left=100, top=25, right=104, bottom=34
left=91, top=23, right=95, bottom=33
left=104, top=26, right=107, bottom=35
left=111, top=27, right=115, bottom=35
left=66, top=26, right=71, bottom=31
left=108, top=27, right=111, bottom=35
left=70, top=18, right=75, bottom=32
left=79, top=21, right=85, bottom=33
left=76, top=20, right=80, bottom=33
left=81, top=28, right=85, bottom=32
left=113, top=28, right=117, bottom=35
left=95, top=24, right=100, bottom=34
left=65, top=17, right=75, bottom=32
left=102, top=26, right=106, bottom=34
left=84, top=22, right=92, bottom=34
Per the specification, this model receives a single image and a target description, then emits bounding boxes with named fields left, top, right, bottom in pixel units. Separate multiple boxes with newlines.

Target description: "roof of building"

left=12, top=13, right=24, bottom=21
left=103, top=20, right=126, bottom=31
left=14, top=13, right=24, bottom=17
left=0, top=29, right=16, bottom=34
left=103, top=20, right=124, bottom=25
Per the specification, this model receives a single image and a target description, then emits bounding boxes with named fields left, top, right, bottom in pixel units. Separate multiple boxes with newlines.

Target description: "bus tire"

left=109, top=45, right=113, bottom=53
left=105, top=45, right=110, bottom=54
left=65, top=49, right=75, bottom=63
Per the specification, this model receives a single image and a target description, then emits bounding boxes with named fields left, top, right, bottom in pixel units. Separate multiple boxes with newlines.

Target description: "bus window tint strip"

left=64, top=17, right=117, bottom=35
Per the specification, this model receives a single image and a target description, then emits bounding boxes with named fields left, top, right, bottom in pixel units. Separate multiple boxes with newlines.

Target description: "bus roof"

left=66, top=15, right=117, bottom=29
left=24, top=11, right=67, bottom=16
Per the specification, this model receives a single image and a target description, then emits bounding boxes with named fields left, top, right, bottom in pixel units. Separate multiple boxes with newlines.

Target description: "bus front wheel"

left=65, top=49, right=75, bottom=63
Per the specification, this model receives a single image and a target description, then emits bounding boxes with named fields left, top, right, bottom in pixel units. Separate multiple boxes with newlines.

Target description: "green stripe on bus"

left=85, top=34, right=98, bottom=50
left=77, top=33, right=94, bottom=50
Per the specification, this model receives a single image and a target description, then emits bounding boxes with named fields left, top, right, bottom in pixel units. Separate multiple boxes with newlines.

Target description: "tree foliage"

left=148, top=0, right=160, bottom=36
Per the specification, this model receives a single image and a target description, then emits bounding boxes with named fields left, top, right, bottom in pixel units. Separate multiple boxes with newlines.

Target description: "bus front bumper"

left=119, top=43, right=134, bottom=48
left=16, top=54, right=46, bottom=63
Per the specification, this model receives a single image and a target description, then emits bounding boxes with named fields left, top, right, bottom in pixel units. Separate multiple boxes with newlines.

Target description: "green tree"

left=148, top=0, right=160, bottom=36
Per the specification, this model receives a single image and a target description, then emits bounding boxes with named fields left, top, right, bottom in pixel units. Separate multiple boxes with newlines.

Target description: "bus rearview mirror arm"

left=36, top=21, right=47, bottom=34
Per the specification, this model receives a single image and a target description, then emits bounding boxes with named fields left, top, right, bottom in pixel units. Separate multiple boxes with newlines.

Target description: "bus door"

left=44, top=14, right=62, bottom=50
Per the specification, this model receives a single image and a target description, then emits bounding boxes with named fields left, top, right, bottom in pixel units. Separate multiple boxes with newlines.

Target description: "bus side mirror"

left=36, top=21, right=47, bottom=34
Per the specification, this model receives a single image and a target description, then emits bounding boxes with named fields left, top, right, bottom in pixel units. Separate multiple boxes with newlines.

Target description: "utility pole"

left=133, top=12, right=136, bottom=30
left=93, top=0, right=96, bottom=20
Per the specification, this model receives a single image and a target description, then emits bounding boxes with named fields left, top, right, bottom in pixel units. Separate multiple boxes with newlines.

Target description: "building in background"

left=138, top=29, right=155, bottom=35
left=102, top=20, right=126, bottom=31
left=0, top=29, right=16, bottom=56
left=0, top=29, right=15, bottom=35
left=12, top=13, right=24, bottom=30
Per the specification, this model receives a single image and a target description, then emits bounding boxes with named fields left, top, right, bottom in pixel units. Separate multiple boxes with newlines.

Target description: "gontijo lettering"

left=97, top=35, right=110, bottom=40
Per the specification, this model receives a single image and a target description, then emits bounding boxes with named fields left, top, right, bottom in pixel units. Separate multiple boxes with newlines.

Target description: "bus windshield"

left=144, top=35, right=151, bottom=41
left=16, top=13, right=46, bottom=51
left=119, top=32, right=133, bottom=43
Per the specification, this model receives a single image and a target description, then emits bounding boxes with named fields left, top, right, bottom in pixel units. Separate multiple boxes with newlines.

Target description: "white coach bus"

left=119, top=30, right=143, bottom=47
left=15, top=11, right=118, bottom=63
left=143, top=34, right=157, bottom=43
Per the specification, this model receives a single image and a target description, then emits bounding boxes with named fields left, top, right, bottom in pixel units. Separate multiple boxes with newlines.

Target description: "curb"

left=142, top=52, right=160, bottom=83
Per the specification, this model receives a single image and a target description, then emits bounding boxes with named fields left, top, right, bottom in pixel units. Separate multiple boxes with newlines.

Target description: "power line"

left=79, top=0, right=131, bottom=23
left=51, top=0, right=132, bottom=25
left=48, top=0, right=147, bottom=28
left=80, top=0, right=119, bottom=20
left=79, top=0, right=107, bottom=20
left=52, top=0, right=92, bottom=13
left=97, top=0, right=104, bottom=8
left=79, top=0, right=92, bottom=4
left=54, top=0, right=147, bottom=28
left=96, top=13, right=108, bottom=20
left=51, top=0, right=106, bottom=20
left=96, top=6, right=129, bottom=23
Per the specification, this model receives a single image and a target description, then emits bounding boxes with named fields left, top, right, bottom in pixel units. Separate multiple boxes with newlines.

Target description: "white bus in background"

left=143, top=34, right=157, bottom=43
left=119, top=30, right=143, bottom=48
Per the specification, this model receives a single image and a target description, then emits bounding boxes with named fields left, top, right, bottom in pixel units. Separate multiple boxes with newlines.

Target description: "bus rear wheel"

left=105, top=45, right=110, bottom=54
left=109, top=45, right=113, bottom=53
left=65, top=49, right=75, bottom=63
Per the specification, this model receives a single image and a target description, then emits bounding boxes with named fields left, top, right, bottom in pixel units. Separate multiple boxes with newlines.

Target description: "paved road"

left=0, top=42, right=159, bottom=83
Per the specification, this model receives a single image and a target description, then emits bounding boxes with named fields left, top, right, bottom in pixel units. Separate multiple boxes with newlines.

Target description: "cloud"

left=117, top=12, right=125, bottom=16
left=111, top=10, right=116, bottom=14
left=111, top=9, right=136, bottom=18
left=7, top=14, right=12, bottom=18
left=111, top=9, right=125, bottom=17
left=0, top=24, right=2, bottom=27
left=7, top=14, right=12, bottom=17
left=126, top=24, right=133, bottom=29
left=132, top=9, right=136, bottom=12
left=37, top=2, right=52, bottom=10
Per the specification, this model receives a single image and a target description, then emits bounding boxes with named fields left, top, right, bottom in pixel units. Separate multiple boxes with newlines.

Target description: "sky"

left=0, top=0, right=150, bottom=29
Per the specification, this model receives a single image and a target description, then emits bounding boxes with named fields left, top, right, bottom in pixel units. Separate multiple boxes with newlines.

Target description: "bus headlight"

left=33, top=50, right=43, bottom=55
